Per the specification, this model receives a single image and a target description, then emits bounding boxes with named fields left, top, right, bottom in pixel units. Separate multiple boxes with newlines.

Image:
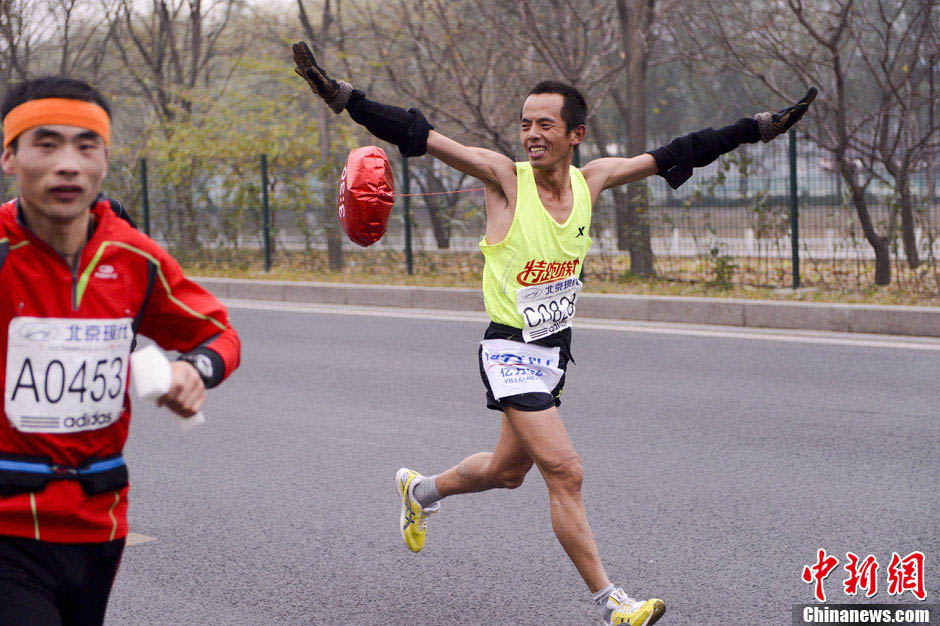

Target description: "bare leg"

left=435, top=415, right=534, bottom=497
left=504, top=406, right=611, bottom=594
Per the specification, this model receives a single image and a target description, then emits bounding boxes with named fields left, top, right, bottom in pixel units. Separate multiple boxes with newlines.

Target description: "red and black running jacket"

left=0, top=197, right=240, bottom=542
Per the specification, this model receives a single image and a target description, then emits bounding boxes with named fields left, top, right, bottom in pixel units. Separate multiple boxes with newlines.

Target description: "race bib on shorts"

left=5, top=317, right=133, bottom=433
left=480, top=339, right=563, bottom=400
left=516, top=277, right=581, bottom=342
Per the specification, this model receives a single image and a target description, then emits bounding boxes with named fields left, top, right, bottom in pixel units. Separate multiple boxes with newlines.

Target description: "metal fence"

left=592, top=139, right=940, bottom=293
left=98, top=137, right=940, bottom=295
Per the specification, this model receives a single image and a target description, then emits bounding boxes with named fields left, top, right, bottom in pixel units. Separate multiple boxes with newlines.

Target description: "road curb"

left=194, top=276, right=940, bottom=338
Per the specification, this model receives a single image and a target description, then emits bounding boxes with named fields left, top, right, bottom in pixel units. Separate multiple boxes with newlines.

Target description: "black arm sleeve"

left=646, top=117, right=761, bottom=189
left=345, top=90, right=433, bottom=158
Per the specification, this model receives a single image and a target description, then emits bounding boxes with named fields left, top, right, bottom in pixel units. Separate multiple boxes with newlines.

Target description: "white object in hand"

left=130, top=345, right=206, bottom=429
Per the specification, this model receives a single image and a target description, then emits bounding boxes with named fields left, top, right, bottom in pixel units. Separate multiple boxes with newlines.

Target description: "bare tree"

left=611, top=0, right=660, bottom=274
left=0, top=0, right=46, bottom=82
left=357, top=0, right=530, bottom=258
left=0, top=0, right=46, bottom=201
left=46, top=0, right=116, bottom=84
left=104, top=0, right=244, bottom=249
left=688, top=0, right=916, bottom=285
left=854, top=0, right=940, bottom=269
left=105, top=0, right=242, bottom=121
left=412, top=161, right=470, bottom=249
left=297, top=0, right=345, bottom=270
left=363, top=0, right=526, bottom=157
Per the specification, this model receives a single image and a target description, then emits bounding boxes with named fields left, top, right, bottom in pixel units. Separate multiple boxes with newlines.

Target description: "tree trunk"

left=873, top=236, right=891, bottom=285
left=319, top=105, right=344, bottom=270
left=615, top=0, right=655, bottom=275
left=424, top=196, right=451, bottom=249
left=830, top=39, right=890, bottom=286
left=183, top=197, right=199, bottom=254
left=613, top=187, right=629, bottom=252
left=626, top=184, right=654, bottom=274
left=419, top=169, right=453, bottom=249
left=177, top=169, right=199, bottom=255
left=928, top=161, right=936, bottom=208
left=612, top=185, right=653, bottom=274
left=300, top=0, right=344, bottom=270
left=843, top=167, right=891, bottom=285
left=896, top=169, right=920, bottom=270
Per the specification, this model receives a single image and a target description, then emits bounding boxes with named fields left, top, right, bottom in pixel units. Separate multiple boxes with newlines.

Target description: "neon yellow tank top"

left=480, top=162, right=592, bottom=331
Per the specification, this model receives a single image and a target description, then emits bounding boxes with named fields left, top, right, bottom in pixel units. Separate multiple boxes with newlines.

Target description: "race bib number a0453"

left=480, top=339, right=563, bottom=400
left=516, top=277, right=581, bottom=342
left=5, top=317, right=133, bottom=434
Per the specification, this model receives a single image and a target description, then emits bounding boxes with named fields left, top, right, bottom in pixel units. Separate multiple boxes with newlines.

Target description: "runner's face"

left=1, top=124, right=108, bottom=223
left=520, top=93, right=582, bottom=170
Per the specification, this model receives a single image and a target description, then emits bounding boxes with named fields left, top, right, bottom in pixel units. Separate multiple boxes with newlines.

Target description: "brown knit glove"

left=292, top=41, right=353, bottom=114
left=755, top=87, right=818, bottom=142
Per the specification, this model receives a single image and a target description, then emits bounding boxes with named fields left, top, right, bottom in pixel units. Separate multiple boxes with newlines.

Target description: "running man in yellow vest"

left=292, top=42, right=814, bottom=626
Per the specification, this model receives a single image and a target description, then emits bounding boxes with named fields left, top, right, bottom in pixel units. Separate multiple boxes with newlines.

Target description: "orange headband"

left=2, top=98, right=110, bottom=149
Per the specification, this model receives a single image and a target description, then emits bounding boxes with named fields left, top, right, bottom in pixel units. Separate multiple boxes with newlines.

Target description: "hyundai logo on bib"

left=18, top=322, right=57, bottom=342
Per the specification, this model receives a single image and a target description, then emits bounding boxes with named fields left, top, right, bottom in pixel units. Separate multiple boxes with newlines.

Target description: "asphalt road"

left=106, top=302, right=940, bottom=625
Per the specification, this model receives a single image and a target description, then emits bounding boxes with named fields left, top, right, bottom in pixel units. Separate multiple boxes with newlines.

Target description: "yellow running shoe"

left=603, top=588, right=666, bottom=626
left=395, top=467, right=440, bottom=553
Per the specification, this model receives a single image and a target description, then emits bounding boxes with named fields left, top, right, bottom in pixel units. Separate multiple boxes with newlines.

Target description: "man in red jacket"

left=0, top=76, right=241, bottom=626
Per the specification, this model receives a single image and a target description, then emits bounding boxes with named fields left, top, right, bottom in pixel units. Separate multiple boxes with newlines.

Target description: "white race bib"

left=516, top=277, right=581, bottom=342
left=5, top=317, right=133, bottom=433
left=480, top=339, right=563, bottom=400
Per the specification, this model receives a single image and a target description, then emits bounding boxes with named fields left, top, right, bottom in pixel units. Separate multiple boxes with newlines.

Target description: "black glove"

left=755, top=87, right=817, bottom=142
left=292, top=41, right=353, bottom=114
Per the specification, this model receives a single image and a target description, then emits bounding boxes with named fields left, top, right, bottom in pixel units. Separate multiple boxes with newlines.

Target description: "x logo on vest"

left=576, top=227, right=585, bottom=238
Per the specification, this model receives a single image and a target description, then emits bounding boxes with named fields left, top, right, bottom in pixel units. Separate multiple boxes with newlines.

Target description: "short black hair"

left=525, top=81, right=587, bottom=133
left=2, top=76, right=111, bottom=151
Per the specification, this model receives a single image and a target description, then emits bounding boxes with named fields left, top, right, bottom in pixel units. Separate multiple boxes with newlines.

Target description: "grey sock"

left=592, top=584, right=615, bottom=606
left=412, top=475, right=442, bottom=508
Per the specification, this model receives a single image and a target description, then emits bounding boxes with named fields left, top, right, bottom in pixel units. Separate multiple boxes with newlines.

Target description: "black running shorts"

left=0, top=534, right=124, bottom=626
left=478, top=322, right=573, bottom=413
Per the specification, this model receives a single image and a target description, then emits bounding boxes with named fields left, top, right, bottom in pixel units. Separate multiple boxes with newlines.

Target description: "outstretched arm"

left=580, top=88, right=818, bottom=202
left=292, top=42, right=518, bottom=241
left=424, top=131, right=518, bottom=244
left=425, top=131, right=516, bottom=190
left=580, top=154, right=659, bottom=204
left=292, top=42, right=515, bottom=189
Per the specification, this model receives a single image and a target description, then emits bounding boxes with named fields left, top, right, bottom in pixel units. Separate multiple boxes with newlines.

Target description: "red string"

left=394, top=187, right=484, bottom=198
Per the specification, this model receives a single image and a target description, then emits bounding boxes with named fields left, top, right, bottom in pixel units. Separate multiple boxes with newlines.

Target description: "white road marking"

left=125, top=532, right=156, bottom=546
left=223, top=298, right=940, bottom=352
